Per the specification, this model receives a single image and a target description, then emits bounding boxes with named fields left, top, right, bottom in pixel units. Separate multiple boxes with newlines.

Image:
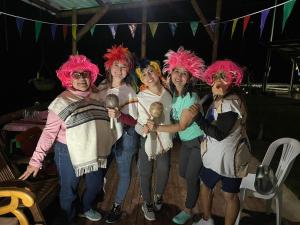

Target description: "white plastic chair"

left=235, top=138, right=300, bottom=225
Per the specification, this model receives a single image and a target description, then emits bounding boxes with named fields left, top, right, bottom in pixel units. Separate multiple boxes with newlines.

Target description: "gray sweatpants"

left=179, top=137, right=203, bottom=209
left=137, top=137, right=171, bottom=203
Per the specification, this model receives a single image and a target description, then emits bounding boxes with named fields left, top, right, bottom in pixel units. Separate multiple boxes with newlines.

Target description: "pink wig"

left=56, top=55, right=99, bottom=88
left=201, top=60, right=243, bottom=87
left=104, top=45, right=133, bottom=71
left=163, top=47, right=206, bottom=79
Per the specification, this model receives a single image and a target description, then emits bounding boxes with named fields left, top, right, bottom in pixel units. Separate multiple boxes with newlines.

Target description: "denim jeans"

left=110, top=126, right=138, bottom=204
left=54, top=142, right=104, bottom=224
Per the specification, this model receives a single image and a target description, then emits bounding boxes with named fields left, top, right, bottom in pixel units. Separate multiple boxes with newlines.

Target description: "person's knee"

left=223, top=192, right=239, bottom=203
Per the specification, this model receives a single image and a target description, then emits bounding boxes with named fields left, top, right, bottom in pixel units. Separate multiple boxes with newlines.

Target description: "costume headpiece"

left=104, top=44, right=133, bottom=71
left=201, top=60, right=243, bottom=87
left=135, top=59, right=162, bottom=80
left=163, top=47, right=205, bottom=79
left=56, top=55, right=99, bottom=88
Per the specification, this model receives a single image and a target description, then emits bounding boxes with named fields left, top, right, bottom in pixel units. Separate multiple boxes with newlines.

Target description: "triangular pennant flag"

left=282, top=0, right=296, bottom=32
left=243, top=16, right=251, bottom=36
left=35, top=21, right=42, bottom=42
left=190, top=21, right=199, bottom=36
left=109, top=24, right=118, bottom=39
left=149, top=22, right=158, bottom=37
left=209, top=20, right=217, bottom=33
left=63, top=25, right=68, bottom=40
left=169, top=23, right=177, bottom=37
left=222, top=21, right=229, bottom=36
left=128, top=24, right=137, bottom=39
left=51, top=24, right=57, bottom=40
left=72, top=24, right=77, bottom=40
left=90, top=25, right=96, bottom=36
left=260, top=9, right=270, bottom=37
left=16, top=18, right=24, bottom=37
left=231, top=18, right=238, bottom=39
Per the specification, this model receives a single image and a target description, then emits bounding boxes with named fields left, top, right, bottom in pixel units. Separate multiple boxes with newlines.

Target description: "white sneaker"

left=192, top=218, right=215, bottom=225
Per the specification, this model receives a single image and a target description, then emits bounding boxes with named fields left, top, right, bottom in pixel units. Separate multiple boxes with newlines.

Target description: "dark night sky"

left=0, top=0, right=299, bottom=114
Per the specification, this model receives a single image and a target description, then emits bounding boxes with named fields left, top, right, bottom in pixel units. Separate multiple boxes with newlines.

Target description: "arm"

left=196, top=111, right=238, bottom=141
left=19, top=110, right=62, bottom=180
left=135, top=122, right=149, bottom=137
left=156, top=108, right=194, bottom=133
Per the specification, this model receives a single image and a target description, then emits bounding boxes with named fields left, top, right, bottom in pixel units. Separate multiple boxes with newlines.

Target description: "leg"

left=82, top=169, right=104, bottom=212
left=178, top=141, right=190, bottom=179
left=183, top=140, right=202, bottom=210
left=223, top=192, right=240, bottom=225
left=138, top=138, right=153, bottom=203
left=54, top=142, right=79, bottom=225
left=155, top=150, right=171, bottom=195
left=114, top=127, right=138, bottom=204
left=201, top=183, right=213, bottom=220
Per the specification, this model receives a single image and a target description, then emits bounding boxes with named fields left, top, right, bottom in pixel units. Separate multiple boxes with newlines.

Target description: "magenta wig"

left=201, top=60, right=243, bottom=87
left=163, top=47, right=205, bottom=79
left=56, top=55, right=99, bottom=88
left=104, top=45, right=133, bottom=71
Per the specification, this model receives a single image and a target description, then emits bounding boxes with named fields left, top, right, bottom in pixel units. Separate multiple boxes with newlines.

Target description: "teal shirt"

left=171, top=92, right=204, bottom=141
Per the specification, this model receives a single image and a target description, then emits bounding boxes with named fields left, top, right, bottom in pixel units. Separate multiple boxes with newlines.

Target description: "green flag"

left=35, top=21, right=42, bottom=42
left=190, top=21, right=199, bottom=36
left=282, top=0, right=296, bottom=31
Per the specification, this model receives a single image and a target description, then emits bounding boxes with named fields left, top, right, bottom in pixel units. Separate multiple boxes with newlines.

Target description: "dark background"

left=0, top=0, right=299, bottom=114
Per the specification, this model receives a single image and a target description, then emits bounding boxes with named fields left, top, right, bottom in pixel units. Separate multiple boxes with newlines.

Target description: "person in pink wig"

left=189, top=60, right=252, bottom=225
left=147, top=47, right=206, bottom=224
left=20, top=55, right=118, bottom=225
left=97, top=45, right=139, bottom=223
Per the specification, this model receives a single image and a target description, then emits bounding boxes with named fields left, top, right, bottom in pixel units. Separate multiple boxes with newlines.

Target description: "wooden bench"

left=0, top=139, right=59, bottom=225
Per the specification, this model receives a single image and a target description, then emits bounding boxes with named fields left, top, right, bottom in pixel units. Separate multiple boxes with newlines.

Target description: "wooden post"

left=141, top=5, right=147, bottom=58
left=190, top=0, right=214, bottom=41
left=72, top=9, right=77, bottom=55
left=77, top=5, right=109, bottom=41
left=212, top=0, right=222, bottom=62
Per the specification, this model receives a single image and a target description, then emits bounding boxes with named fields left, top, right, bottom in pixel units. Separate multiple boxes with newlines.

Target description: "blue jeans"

left=110, top=126, right=138, bottom=204
left=54, top=142, right=104, bottom=224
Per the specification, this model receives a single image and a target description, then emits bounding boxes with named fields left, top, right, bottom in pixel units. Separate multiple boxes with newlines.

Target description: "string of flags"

left=0, top=0, right=297, bottom=42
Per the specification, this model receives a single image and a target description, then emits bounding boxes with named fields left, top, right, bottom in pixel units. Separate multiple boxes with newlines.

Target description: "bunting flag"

left=128, top=24, right=137, bottom=39
left=222, top=21, right=229, bottom=36
left=231, top=18, right=238, bottom=39
left=282, top=0, right=296, bottom=31
left=90, top=25, right=96, bottom=36
left=109, top=24, right=118, bottom=39
left=16, top=18, right=24, bottom=37
left=260, top=9, right=270, bottom=37
left=51, top=24, right=57, bottom=40
left=63, top=25, right=68, bottom=40
left=149, top=22, right=158, bottom=37
left=72, top=24, right=77, bottom=40
left=35, top=21, right=42, bottom=42
left=169, top=23, right=177, bottom=37
left=190, top=21, right=199, bottom=36
left=209, top=20, right=217, bottom=33
left=243, top=16, right=251, bottom=36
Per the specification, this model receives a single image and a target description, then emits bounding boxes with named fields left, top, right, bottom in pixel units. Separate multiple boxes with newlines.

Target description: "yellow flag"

left=231, top=19, right=238, bottom=39
left=72, top=24, right=77, bottom=40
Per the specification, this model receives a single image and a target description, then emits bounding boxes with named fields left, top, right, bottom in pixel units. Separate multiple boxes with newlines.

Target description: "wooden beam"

left=190, top=0, right=214, bottom=42
left=27, top=0, right=59, bottom=15
left=72, top=9, right=77, bottom=55
left=57, top=0, right=185, bottom=18
left=211, top=0, right=222, bottom=62
left=141, top=5, right=147, bottom=58
left=77, top=5, right=109, bottom=41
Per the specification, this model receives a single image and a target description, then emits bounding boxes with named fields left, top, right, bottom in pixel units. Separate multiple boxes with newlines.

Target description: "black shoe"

left=105, top=203, right=122, bottom=223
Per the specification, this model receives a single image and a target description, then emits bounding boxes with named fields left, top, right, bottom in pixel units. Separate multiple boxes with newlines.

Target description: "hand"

left=107, top=107, right=121, bottom=119
left=143, top=125, right=150, bottom=135
left=146, top=119, right=156, bottom=131
left=188, top=104, right=201, bottom=120
left=19, top=165, right=40, bottom=180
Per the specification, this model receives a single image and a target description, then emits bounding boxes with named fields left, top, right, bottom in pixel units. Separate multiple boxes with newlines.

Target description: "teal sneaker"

left=172, top=211, right=192, bottom=224
left=79, top=209, right=102, bottom=222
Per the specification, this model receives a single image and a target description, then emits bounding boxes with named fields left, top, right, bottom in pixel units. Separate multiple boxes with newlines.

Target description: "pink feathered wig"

left=104, top=45, right=133, bottom=71
left=201, top=60, right=243, bottom=87
left=163, top=47, right=206, bottom=79
left=56, top=55, right=99, bottom=88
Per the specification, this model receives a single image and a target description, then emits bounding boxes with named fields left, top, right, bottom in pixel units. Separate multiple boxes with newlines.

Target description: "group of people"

left=20, top=45, right=251, bottom=225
